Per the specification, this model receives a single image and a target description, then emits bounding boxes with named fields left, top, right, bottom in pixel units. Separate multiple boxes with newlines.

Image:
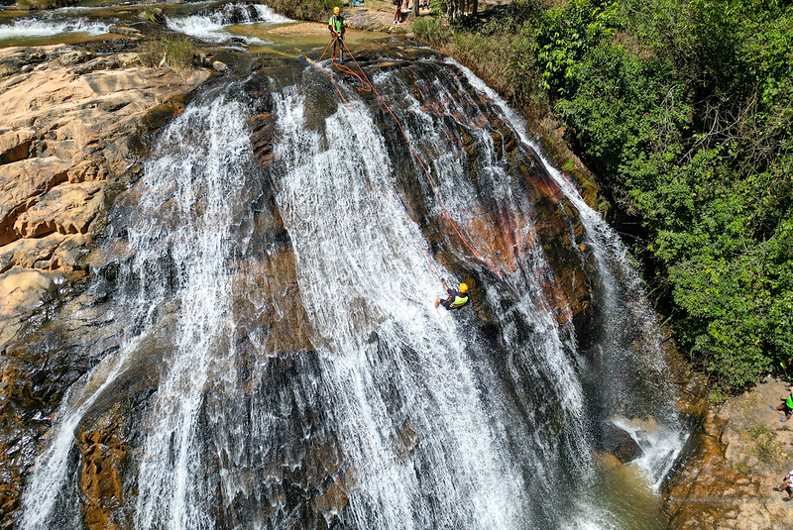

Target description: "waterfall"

left=0, top=18, right=110, bottom=40
left=166, top=2, right=292, bottom=44
left=446, top=58, right=686, bottom=490
left=270, top=86, right=531, bottom=529
left=18, top=48, right=685, bottom=530
left=20, top=94, right=255, bottom=529
left=130, top=96, right=253, bottom=530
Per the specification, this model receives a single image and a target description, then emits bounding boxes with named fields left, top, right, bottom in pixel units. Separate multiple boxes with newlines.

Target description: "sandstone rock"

left=0, top=232, right=85, bottom=273
left=213, top=60, right=228, bottom=72
left=77, top=402, right=128, bottom=530
left=0, top=269, right=59, bottom=318
left=14, top=181, right=104, bottom=239
left=0, top=157, right=71, bottom=245
left=0, top=43, right=210, bottom=321
left=0, top=127, right=35, bottom=164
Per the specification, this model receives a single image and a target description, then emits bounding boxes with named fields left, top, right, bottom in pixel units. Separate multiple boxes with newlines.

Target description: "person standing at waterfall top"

left=434, top=281, right=470, bottom=310
left=770, top=385, right=793, bottom=422
left=393, top=0, right=402, bottom=24
left=328, top=7, right=347, bottom=64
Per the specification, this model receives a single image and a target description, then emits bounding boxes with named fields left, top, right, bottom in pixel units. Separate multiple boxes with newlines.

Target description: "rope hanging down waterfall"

left=309, top=38, right=506, bottom=279
left=299, top=46, right=444, bottom=282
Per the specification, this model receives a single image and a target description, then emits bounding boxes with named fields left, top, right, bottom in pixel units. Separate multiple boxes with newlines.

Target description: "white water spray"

left=0, top=18, right=110, bottom=40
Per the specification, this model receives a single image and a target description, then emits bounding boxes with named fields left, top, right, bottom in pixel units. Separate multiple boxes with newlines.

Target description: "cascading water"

left=270, top=86, right=532, bottom=529
left=459, top=61, right=685, bottom=487
left=17, top=43, right=685, bottom=530
left=0, top=18, right=110, bottom=41
left=20, top=92, right=257, bottom=529
left=166, top=3, right=292, bottom=44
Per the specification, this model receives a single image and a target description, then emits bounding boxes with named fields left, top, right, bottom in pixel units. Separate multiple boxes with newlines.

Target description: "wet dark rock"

left=109, top=26, right=141, bottom=37
left=600, top=421, right=643, bottom=463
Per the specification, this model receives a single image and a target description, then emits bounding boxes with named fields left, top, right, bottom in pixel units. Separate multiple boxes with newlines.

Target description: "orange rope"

left=326, top=34, right=372, bottom=92
left=338, top=39, right=505, bottom=277
left=307, top=44, right=444, bottom=282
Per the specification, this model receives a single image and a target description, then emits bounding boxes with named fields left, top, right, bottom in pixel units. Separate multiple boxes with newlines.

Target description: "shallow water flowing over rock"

left=4, top=34, right=686, bottom=529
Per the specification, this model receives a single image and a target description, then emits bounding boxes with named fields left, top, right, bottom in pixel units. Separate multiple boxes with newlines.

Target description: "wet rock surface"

left=0, top=43, right=211, bottom=526
left=600, top=421, right=643, bottom=463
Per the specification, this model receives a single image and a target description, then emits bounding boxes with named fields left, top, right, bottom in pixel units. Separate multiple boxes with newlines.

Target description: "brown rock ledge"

left=0, top=43, right=211, bottom=351
left=664, top=377, right=793, bottom=530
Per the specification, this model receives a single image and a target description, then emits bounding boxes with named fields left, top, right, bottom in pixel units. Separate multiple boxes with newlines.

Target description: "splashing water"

left=166, top=3, right=291, bottom=44
left=0, top=18, right=110, bottom=40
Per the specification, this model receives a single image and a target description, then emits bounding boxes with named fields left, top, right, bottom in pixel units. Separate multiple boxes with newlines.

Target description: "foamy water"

left=0, top=18, right=110, bottom=40
left=166, top=3, right=291, bottom=44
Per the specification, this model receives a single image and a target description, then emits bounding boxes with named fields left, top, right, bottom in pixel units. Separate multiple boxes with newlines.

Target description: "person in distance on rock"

left=434, top=281, right=470, bottom=310
left=776, top=470, right=793, bottom=500
left=769, top=385, right=793, bottom=422
left=328, top=6, right=347, bottom=64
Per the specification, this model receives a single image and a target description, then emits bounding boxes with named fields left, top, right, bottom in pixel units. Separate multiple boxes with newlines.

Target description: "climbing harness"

left=306, top=36, right=506, bottom=279
left=448, top=294, right=470, bottom=309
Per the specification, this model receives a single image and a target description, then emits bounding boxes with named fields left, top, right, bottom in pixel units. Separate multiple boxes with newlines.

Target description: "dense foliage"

left=415, top=0, right=793, bottom=390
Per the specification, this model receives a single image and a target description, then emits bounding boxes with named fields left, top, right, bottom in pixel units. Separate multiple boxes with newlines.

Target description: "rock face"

left=77, top=402, right=129, bottom=530
left=0, top=44, right=210, bottom=348
left=0, top=43, right=210, bottom=526
left=664, top=378, right=792, bottom=530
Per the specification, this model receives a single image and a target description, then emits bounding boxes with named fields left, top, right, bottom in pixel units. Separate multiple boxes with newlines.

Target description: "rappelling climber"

left=328, top=6, right=347, bottom=64
left=434, top=281, right=470, bottom=310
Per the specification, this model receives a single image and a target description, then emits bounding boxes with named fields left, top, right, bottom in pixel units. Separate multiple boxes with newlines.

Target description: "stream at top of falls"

left=12, top=13, right=688, bottom=530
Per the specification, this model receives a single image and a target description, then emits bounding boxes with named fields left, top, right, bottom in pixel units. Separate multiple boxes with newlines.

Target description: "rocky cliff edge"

left=0, top=44, right=210, bottom=350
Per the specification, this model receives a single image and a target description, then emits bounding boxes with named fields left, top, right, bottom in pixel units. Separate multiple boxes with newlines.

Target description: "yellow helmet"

left=459, top=283, right=469, bottom=293
left=334, top=6, right=340, bottom=13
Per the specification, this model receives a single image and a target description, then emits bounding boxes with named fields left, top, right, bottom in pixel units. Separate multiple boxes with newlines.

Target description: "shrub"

left=139, top=7, right=164, bottom=24
left=412, top=17, right=453, bottom=48
left=747, top=424, right=787, bottom=464
left=138, top=37, right=196, bottom=71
